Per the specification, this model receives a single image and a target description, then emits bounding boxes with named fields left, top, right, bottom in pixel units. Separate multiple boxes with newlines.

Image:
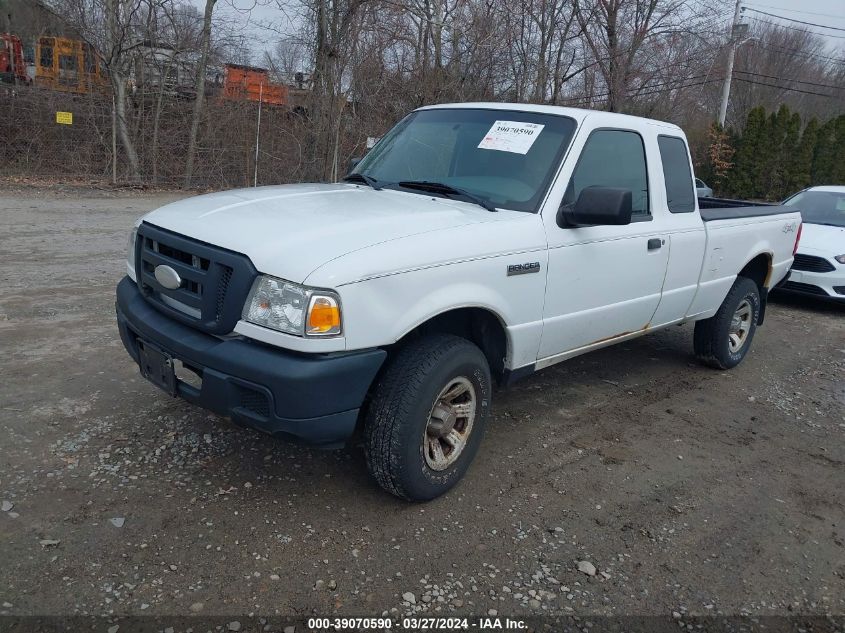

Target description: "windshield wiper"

left=398, top=180, right=498, bottom=212
left=343, top=172, right=383, bottom=190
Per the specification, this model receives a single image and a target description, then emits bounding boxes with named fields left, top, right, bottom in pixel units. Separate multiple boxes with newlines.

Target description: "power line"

left=559, top=77, right=724, bottom=106
left=572, top=52, right=842, bottom=102
left=744, top=2, right=845, bottom=22
left=734, top=70, right=845, bottom=91
left=744, top=7, right=845, bottom=32
left=631, top=74, right=710, bottom=93
left=753, top=43, right=845, bottom=65
left=636, top=77, right=725, bottom=96
left=551, top=28, right=728, bottom=89
left=732, top=76, right=838, bottom=98
left=636, top=78, right=724, bottom=98
left=747, top=16, right=845, bottom=40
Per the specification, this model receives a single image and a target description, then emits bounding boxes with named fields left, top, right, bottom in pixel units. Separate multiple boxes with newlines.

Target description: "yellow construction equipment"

left=35, top=36, right=106, bottom=94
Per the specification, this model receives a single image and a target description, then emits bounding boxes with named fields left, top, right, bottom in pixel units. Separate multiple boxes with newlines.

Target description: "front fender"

left=338, top=256, right=547, bottom=370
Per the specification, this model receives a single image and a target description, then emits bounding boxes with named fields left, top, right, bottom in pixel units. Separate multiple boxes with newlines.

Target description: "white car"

left=117, top=103, right=801, bottom=500
left=695, top=178, right=713, bottom=198
left=781, top=186, right=845, bottom=301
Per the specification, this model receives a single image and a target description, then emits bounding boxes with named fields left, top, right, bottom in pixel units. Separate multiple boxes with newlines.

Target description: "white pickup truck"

left=116, top=103, right=802, bottom=501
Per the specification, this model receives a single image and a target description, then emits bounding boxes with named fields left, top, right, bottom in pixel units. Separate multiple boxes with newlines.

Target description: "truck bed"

left=698, top=197, right=791, bottom=222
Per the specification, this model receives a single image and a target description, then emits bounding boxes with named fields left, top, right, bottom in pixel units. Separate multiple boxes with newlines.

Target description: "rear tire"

left=363, top=334, right=491, bottom=501
left=694, top=277, right=761, bottom=369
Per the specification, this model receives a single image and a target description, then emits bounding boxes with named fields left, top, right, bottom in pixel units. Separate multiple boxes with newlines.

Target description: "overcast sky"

left=740, top=0, right=845, bottom=41
left=192, top=0, right=291, bottom=58
left=192, top=0, right=845, bottom=62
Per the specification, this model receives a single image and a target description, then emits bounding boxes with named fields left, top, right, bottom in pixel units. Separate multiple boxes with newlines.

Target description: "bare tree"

left=183, top=0, right=217, bottom=188
left=47, top=0, right=150, bottom=178
left=12, top=0, right=845, bottom=189
left=291, top=0, right=370, bottom=180
left=142, top=1, right=202, bottom=182
left=573, top=0, right=698, bottom=112
left=264, top=35, right=309, bottom=82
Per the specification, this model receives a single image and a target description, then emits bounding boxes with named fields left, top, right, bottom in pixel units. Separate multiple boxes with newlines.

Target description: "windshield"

left=783, top=190, right=845, bottom=227
left=353, top=108, right=577, bottom=212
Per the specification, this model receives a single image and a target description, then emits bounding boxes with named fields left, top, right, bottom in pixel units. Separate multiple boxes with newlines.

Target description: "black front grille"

left=217, top=265, right=233, bottom=321
left=135, top=223, right=257, bottom=335
left=782, top=281, right=829, bottom=297
left=792, top=254, right=835, bottom=273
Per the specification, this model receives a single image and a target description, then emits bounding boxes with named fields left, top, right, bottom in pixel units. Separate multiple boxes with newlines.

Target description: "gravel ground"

left=0, top=188, right=843, bottom=626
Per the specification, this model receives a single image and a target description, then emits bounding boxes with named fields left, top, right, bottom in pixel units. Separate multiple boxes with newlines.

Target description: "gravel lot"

left=1, top=187, right=843, bottom=625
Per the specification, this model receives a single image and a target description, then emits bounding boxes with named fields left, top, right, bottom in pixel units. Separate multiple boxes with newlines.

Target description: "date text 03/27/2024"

left=306, top=616, right=528, bottom=630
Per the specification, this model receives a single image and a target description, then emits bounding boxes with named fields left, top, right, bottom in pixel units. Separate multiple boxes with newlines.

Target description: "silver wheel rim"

left=728, top=299, right=753, bottom=353
left=423, top=377, right=476, bottom=471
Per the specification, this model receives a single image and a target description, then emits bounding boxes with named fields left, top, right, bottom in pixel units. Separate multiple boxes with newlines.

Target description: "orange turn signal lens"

left=306, top=295, right=341, bottom=335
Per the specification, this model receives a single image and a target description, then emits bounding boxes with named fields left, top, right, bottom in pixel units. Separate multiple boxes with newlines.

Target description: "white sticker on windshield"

left=478, top=121, right=545, bottom=154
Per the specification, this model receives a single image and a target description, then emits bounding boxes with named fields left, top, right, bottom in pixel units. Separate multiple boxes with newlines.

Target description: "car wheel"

left=694, top=276, right=761, bottom=369
left=363, top=334, right=491, bottom=501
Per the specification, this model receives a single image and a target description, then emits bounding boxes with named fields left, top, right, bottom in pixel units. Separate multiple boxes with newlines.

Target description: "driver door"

left=538, top=128, right=670, bottom=361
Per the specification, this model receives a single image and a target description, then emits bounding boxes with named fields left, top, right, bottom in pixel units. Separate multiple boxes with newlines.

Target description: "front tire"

left=363, top=334, right=491, bottom=501
left=694, top=277, right=761, bottom=369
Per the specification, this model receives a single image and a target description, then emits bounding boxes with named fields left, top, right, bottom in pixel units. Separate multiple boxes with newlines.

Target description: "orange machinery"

left=222, top=64, right=287, bottom=106
left=35, top=36, right=107, bottom=94
left=1, top=33, right=28, bottom=84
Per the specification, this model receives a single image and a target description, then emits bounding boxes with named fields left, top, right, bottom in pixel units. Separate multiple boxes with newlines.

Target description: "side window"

left=39, top=39, right=54, bottom=69
left=658, top=136, right=696, bottom=213
left=563, top=129, right=649, bottom=216
left=84, top=46, right=97, bottom=74
left=59, top=54, right=77, bottom=72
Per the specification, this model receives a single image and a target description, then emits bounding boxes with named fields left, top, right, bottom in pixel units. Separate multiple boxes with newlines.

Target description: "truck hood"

left=797, top=222, right=845, bottom=257
left=142, top=183, right=497, bottom=283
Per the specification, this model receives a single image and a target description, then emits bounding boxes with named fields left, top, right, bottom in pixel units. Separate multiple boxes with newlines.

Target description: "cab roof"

left=419, top=102, right=684, bottom=134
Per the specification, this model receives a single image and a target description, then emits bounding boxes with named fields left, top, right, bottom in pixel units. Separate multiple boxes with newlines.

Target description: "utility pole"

left=0, top=0, right=10, bottom=32
left=112, top=95, right=118, bottom=184
left=718, top=0, right=744, bottom=127
left=254, top=83, right=263, bottom=187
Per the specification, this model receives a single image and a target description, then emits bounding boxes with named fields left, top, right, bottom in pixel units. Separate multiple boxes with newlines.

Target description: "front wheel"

left=363, top=334, right=491, bottom=501
left=694, top=277, right=761, bottom=369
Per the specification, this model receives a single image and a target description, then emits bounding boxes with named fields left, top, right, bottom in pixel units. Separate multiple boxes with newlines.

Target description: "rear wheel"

left=363, top=334, right=491, bottom=501
left=694, top=277, right=761, bottom=369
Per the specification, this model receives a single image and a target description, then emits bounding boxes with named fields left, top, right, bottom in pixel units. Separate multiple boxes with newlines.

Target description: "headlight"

left=835, top=254, right=845, bottom=265
left=128, top=228, right=137, bottom=259
left=243, top=275, right=342, bottom=337
left=127, top=228, right=138, bottom=279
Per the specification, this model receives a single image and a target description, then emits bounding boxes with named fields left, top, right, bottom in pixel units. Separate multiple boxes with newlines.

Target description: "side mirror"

left=347, top=157, right=362, bottom=175
left=557, top=187, right=633, bottom=227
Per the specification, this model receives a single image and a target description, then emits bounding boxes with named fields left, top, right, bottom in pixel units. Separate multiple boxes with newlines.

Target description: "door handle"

left=647, top=238, right=663, bottom=250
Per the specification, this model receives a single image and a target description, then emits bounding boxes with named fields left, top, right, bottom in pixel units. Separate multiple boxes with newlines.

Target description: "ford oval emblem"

left=154, top=265, right=182, bottom=290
